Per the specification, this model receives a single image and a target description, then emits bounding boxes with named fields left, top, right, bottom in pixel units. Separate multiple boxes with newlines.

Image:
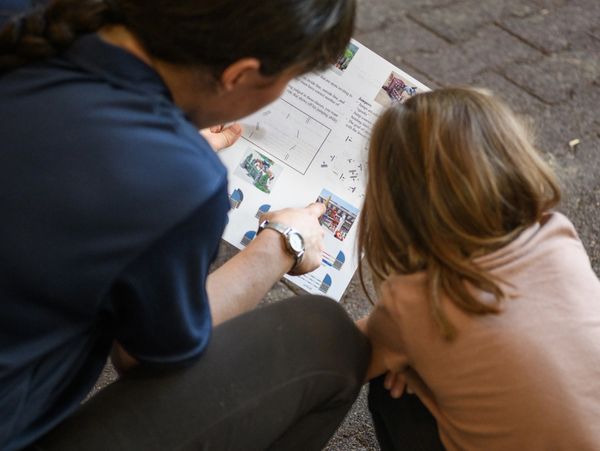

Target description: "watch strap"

left=259, top=220, right=289, bottom=236
left=257, top=220, right=304, bottom=272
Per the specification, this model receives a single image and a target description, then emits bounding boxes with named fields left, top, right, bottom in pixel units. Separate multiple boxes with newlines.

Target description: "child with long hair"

left=357, top=87, right=600, bottom=450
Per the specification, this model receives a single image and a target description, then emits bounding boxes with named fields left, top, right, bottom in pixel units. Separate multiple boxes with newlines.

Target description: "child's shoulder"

left=539, top=211, right=580, bottom=239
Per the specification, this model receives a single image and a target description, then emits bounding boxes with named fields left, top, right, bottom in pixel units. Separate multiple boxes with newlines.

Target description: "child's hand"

left=200, top=123, right=243, bottom=151
left=384, top=370, right=407, bottom=399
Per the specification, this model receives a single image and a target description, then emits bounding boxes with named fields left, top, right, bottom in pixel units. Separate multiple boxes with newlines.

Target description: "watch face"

left=288, top=232, right=304, bottom=253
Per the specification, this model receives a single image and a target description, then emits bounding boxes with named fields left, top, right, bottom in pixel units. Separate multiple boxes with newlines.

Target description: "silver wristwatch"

left=257, top=220, right=305, bottom=272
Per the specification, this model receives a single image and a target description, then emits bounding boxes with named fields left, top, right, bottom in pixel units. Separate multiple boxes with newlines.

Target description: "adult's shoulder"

left=0, top=38, right=229, bottom=240
left=76, top=103, right=229, bottom=233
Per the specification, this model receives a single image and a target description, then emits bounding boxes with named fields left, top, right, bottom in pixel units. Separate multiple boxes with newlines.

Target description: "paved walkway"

left=95, top=1, right=600, bottom=449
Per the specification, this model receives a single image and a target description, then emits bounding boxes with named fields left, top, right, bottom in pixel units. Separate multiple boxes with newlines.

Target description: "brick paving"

left=94, top=1, right=600, bottom=449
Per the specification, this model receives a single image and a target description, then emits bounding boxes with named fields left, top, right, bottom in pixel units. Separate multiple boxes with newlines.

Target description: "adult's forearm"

left=207, top=230, right=294, bottom=326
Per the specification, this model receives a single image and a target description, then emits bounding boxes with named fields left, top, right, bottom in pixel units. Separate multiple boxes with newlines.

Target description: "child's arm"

left=355, top=317, right=387, bottom=380
left=356, top=301, right=409, bottom=382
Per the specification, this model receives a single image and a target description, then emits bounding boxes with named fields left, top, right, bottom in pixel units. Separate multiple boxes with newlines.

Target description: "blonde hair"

left=358, top=87, right=561, bottom=339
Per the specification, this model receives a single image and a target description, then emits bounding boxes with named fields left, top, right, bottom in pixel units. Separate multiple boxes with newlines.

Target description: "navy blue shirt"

left=0, top=34, right=229, bottom=450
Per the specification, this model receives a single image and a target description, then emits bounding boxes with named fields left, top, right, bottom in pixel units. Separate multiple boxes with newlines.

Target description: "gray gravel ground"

left=92, top=0, right=600, bottom=449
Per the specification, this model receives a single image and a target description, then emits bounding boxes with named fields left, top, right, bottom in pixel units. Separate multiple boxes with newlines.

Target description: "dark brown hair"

left=0, top=0, right=355, bottom=77
left=358, top=87, right=561, bottom=339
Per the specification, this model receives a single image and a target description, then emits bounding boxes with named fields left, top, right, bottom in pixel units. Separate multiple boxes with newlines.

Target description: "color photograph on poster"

left=316, top=189, right=359, bottom=242
left=334, top=43, right=359, bottom=73
left=374, top=71, right=419, bottom=107
left=235, top=148, right=283, bottom=194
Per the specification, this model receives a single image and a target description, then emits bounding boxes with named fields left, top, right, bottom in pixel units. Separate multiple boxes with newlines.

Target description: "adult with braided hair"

left=0, top=1, right=45, bottom=28
left=0, top=1, right=369, bottom=450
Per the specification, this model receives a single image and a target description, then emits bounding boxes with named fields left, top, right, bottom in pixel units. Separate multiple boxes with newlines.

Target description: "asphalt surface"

left=92, top=1, right=600, bottom=449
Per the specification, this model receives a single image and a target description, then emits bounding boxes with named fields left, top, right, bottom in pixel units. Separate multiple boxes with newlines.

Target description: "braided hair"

left=0, top=0, right=122, bottom=74
left=0, top=0, right=355, bottom=78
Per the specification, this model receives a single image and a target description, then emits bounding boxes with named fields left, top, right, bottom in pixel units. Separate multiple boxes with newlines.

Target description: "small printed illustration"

left=374, top=71, right=419, bottom=107
left=229, top=188, right=244, bottom=209
left=319, top=274, right=333, bottom=294
left=333, top=251, right=346, bottom=270
left=255, top=204, right=272, bottom=219
left=316, top=189, right=360, bottom=242
left=241, top=230, right=256, bottom=247
left=322, top=250, right=346, bottom=270
left=235, top=149, right=283, bottom=194
left=334, top=43, right=359, bottom=73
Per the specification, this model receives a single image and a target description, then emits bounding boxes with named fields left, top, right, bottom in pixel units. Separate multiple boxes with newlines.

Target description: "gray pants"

left=34, top=296, right=370, bottom=451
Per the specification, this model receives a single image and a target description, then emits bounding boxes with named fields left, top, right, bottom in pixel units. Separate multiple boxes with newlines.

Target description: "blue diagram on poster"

left=255, top=204, right=272, bottom=219
left=322, top=250, right=346, bottom=271
left=229, top=189, right=244, bottom=209
left=333, top=251, right=346, bottom=270
left=241, top=230, right=256, bottom=247
left=319, top=274, right=332, bottom=294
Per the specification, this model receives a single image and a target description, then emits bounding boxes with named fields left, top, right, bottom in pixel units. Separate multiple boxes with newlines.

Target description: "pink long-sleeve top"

left=374, top=212, right=600, bottom=450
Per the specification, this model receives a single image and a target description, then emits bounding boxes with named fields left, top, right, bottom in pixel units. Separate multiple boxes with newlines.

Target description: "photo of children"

left=235, top=149, right=283, bottom=194
left=374, top=71, right=419, bottom=107
left=316, top=189, right=359, bottom=242
left=334, top=43, right=359, bottom=73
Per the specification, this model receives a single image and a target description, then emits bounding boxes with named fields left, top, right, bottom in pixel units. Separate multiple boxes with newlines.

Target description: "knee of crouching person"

left=288, top=295, right=371, bottom=386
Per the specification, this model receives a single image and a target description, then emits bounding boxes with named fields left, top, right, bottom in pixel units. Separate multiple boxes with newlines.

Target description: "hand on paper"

left=200, top=123, right=243, bottom=151
left=260, top=202, right=326, bottom=276
left=207, top=202, right=325, bottom=326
